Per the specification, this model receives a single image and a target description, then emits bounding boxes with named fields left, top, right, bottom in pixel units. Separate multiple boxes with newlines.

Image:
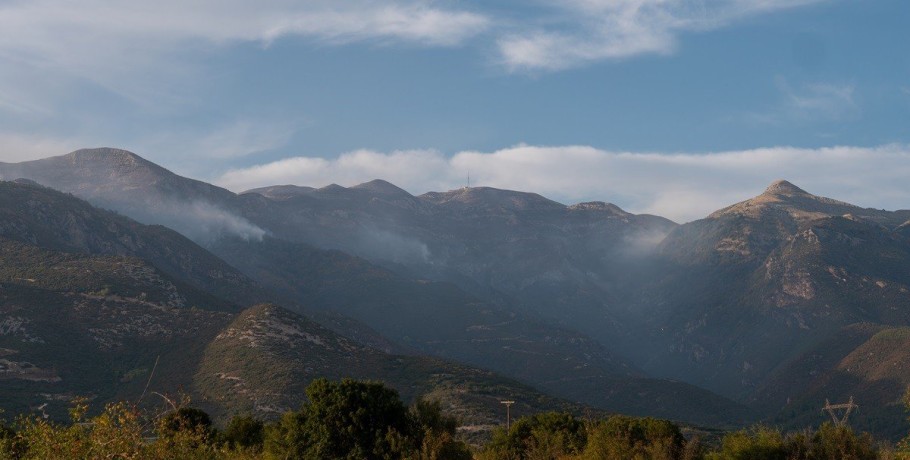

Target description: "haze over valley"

left=1, top=1, right=908, bottom=457
left=2, top=148, right=910, bottom=444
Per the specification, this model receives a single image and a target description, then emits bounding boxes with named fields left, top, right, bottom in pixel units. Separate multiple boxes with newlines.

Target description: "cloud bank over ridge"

left=217, top=143, right=910, bottom=223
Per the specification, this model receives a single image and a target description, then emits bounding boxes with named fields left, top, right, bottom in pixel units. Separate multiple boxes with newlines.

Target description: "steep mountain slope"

left=0, top=241, right=236, bottom=419
left=244, top=183, right=677, bottom=328
left=0, top=180, right=260, bottom=308
left=635, top=181, right=910, bottom=403
left=2, top=149, right=677, bottom=343
left=196, top=304, right=585, bottom=433
left=0, top=181, right=594, bottom=432
left=752, top=324, right=910, bottom=439
left=1, top=150, right=755, bottom=426
left=210, top=236, right=754, bottom=426
left=0, top=149, right=265, bottom=243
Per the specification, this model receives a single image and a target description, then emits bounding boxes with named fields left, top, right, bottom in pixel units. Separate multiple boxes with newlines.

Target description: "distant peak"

left=68, top=147, right=142, bottom=161
left=569, top=201, right=630, bottom=216
left=61, top=148, right=165, bottom=172
left=420, top=186, right=564, bottom=211
left=319, top=183, right=347, bottom=192
left=763, top=180, right=808, bottom=196
left=351, top=179, right=412, bottom=197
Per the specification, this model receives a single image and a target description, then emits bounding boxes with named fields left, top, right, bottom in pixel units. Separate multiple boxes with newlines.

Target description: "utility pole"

left=500, top=400, right=515, bottom=431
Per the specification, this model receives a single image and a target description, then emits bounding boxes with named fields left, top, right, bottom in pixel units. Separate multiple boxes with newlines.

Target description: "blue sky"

left=0, top=0, right=908, bottom=221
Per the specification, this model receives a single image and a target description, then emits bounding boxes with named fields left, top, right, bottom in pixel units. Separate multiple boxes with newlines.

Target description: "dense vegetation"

left=1, top=379, right=908, bottom=459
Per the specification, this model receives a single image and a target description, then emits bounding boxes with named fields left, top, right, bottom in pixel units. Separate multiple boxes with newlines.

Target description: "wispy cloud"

left=740, top=78, right=859, bottom=126
left=498, top=0, right=826, bottom=71
left=0, top=0, right=489, bottom=107
left=216, top=143, right=910, bottom=223
left=777, top=78, right=857, bottom=120
left=153, top=120, right=298, bottom=161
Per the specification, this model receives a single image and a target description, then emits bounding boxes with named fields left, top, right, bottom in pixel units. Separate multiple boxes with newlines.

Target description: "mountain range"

left=2, top=148, right=909, bottom=439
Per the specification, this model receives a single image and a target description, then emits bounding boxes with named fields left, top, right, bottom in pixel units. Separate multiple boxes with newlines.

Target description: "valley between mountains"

left=2, top=148, right=909, bottom=439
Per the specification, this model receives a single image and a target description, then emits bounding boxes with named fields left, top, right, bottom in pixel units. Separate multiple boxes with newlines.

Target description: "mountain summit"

left=762, top=179, right=809, bottom=196
left=707, top=180, right=906, bottom=227
left=0, top=148, right=262, bottom=243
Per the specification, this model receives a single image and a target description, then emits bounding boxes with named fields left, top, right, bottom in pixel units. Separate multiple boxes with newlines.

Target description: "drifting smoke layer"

left=170, top=200, right=266, bottom=244
left=354, top=228, right=431, bottom=265
left=114, top=198, right=266, bottom=245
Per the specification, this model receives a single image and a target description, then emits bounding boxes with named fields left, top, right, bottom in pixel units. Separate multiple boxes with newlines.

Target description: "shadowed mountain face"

left=0, top=180, right=261, bottom=309
left=634, top=181, right=910, bottom=406
left=0, top=149, right=265, bottom=243
left=0, top=180, right=601, bottom=435
left=0, top=151, right=754, bottom=427
left=208, top=235, right=754, bottom=426
left=6, top=148, right=910, bottom=438
left=0, top=150, right=677, bottom=338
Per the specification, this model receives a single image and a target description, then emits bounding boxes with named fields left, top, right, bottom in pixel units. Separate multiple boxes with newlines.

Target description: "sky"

left=0, top=0, right=908, bottom=222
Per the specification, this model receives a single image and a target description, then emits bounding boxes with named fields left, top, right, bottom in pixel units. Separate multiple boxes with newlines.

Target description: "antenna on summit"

left=465, top=173, right=471, bottom=190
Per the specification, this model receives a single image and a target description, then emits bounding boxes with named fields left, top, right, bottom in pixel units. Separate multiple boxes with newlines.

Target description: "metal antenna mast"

left=822, top=396, right=858, bottom=427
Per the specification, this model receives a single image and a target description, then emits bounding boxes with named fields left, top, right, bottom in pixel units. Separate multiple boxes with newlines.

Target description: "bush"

left=411, top=398, right=472, bottom=460
left=221, top=415, right=264, bottom=451
left=482, top=411, right=586, bottom=460
left=0, top=400, right=228, bottom=460
left=583, top=415, right=686, bottom=460
left=706, top=423, right=879, bottom=460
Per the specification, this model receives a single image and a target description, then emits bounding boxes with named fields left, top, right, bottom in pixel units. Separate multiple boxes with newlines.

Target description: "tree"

left=706, top=425, right=787, bottom=460
left=482, top=411, right=586, bottom=460
left=411, top=398, right=472, bottom=460
left=808, top=422, right=878, bottom=460
left=584, top=415, right=686, bottom=460
left=159, top=407, right=214, bottom=441
left=705, top=423, right=879, bottom=460
left=221, top=415, right=265, bottom=451
left=265, top=378, right=416, bottom=459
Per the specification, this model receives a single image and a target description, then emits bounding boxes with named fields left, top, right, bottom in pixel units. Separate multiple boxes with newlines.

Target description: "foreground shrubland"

left=1, top=379, right=908, bottom=459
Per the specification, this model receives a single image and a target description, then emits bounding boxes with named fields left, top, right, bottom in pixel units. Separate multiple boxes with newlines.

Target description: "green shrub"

left=583, top=415, right=686, bottom=460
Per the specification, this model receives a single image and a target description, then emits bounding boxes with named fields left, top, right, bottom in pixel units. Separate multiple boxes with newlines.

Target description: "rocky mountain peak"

left=419, top=186, right=564, bottom=212
left=568, top=201, right=630, bottom=216
left=762, top=180, right=809, bottom=197
left=709, top=180, right=862, bottom=223
left=64, top=148, right=164, bottom=175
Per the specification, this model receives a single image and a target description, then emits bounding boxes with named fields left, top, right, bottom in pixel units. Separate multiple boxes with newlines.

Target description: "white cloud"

left=216, top=143, right=910, bottom=223
left=157, top=120, right=297, bottom=160
left=218, top=149, right=454, bottom=192
left=0, top=0, right=833, bottom=116
left=0, top=0, right=489, bottom=106
left=739, top=78, right=859, bottom=126
left=498, top=0, right=826, bottom=71
left=778, top=78, right=857, bottom=120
